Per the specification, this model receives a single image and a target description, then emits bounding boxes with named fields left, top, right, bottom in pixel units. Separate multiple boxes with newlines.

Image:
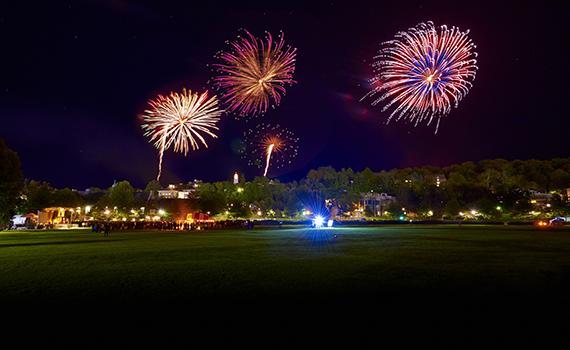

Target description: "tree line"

left=2, top=137, right=570, bottom=226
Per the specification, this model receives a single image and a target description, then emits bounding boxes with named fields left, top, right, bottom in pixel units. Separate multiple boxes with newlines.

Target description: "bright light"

left=399, top=216, right=404, bottom=220
left=313, top=215, right=325, bottom=228
left=237, top=187, right=244, bottom=193
left=257, top=210, right=262, bottom=216
left=327, top=219, right=334, bottom=228
left=104, top=210, right=111, bottom=215
left=496, top=206, right=502, bottom=211
left=158, top=209, right=165, bottom=216
left=85, top=206, right=91, bottom=213
left=470, top=210, right=477, bottom=216
left=427, top=210, right=433, bottom=216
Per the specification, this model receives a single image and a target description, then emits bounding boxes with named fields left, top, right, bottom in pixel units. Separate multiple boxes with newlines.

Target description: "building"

left=157, top=188, right=194, bottom=199
left=529, top=190, right=553, bottom=209
left=434, top=174, right=447, bottom=187
left=36, top=207, right=85, bottom=229
left=358, top=192, right=397, bottom=216
left=156, top=181, right=201, bottom=200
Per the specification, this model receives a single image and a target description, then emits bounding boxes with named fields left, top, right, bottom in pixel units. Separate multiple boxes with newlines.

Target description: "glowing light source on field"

left=313, top=215, right=325, bottom=228
left=327, top=219, right=334, bottom=228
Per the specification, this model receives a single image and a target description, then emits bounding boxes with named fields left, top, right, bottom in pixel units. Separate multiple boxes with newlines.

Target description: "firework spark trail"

left=157, top=137, right=166, bottom=181
left=242, top=123, right=299, bottom=177
left=363, top=21, right=478, bottom=133
left=263, top=143, right=275, bottom=177
left=212, top=30, right=297, bottom=117
left=141, top=88, right=223, bottom=181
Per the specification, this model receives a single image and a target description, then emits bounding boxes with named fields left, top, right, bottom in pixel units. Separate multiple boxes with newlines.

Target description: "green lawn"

left=2, top=225, right=570, bottom=301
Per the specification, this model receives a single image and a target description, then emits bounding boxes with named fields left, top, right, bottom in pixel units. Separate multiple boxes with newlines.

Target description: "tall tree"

left=22, top=180, right=54, bottom=212
left=0, top=139, right=24, bottom=226
left=109, top=181, right=135, bottom=211
left=144, top=180, right=161, bottom=200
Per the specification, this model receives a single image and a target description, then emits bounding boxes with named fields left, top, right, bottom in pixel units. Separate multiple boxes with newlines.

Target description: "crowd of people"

left=88, top=219, right=262, bottom=233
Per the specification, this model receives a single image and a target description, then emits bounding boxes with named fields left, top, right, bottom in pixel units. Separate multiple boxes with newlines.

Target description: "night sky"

left=1, top=0, right=568, bottom=189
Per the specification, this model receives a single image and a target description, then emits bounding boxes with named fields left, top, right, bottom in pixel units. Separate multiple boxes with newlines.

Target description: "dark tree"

left=0, top=139, right=24, bottom=226
left=22, top=180, right=54, bottom=212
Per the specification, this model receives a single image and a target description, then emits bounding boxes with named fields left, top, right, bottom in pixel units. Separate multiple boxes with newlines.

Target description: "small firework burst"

left=242, top=123, right=299, bottom=176
left=140, top=88, right=223, bottom=181
left=212, top=29, right=297, bottom=118
left=363, top=21, right=478, bottom=132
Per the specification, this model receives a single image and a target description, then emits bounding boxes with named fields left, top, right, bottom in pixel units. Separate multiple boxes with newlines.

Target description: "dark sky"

left=1, top=0, right=568, bottom=189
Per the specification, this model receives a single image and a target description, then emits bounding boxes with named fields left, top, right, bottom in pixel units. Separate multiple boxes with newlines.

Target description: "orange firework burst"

left=141, top=88, right=223, bottom=181
left=242, top=123, right=299, bottom=177
left=212, top=29, right=297, bottom=117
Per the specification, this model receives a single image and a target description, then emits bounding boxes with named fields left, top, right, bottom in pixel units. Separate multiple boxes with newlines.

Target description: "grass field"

left=2, top=224, right=570, bottom=302
left=4, top=224, right=570, bottom=344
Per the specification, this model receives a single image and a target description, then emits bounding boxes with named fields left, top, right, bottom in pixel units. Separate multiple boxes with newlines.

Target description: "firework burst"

left=141, top=88, right=223, bottom=181
left=212, top=29, right=297, bottom=117
left=242, top=123, right=299, bottom=177
left=363, top=21, right=478, bottom=132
